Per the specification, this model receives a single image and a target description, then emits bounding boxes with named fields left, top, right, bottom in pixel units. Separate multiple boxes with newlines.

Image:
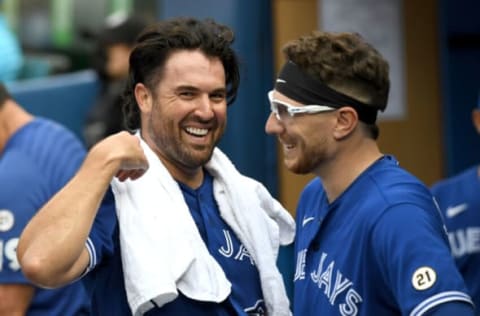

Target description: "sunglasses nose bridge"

left=268, top=99, right=281, bottom=121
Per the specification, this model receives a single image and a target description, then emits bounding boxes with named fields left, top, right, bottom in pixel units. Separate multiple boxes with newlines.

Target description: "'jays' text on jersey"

left=84, top=171, right=266, bottom=315
left=0, top=118, right=90, bottom=316
left=293, top=155, right=473, bottom=316
left=431, top=166, right=480, bottom=310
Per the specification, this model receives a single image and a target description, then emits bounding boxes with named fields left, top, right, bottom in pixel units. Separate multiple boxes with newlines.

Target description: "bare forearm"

left=0, top=284, right=34, bottom=315
left=17, top=154, right=119, bottom=287
left=17, top=132, right=148, bottom=287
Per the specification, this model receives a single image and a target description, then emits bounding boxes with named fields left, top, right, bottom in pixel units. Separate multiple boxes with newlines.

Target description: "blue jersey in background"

left=0, top=118, right=90, bottom=315
left=431, top=166, right=480, bottom=310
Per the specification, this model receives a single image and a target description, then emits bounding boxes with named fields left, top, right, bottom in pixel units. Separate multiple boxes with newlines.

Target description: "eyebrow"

left=210, top=87, right=227, bottom=95
left=175, top=85, right=199, bottom=92
left=175, top=85, right=227, bottom=94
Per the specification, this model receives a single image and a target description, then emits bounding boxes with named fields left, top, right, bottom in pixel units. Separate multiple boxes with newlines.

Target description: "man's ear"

left=472, top=109, right=480, bottom=134
left=333, top=107, right=358, bottom=140
left=134, top=83, right=153, bottom=113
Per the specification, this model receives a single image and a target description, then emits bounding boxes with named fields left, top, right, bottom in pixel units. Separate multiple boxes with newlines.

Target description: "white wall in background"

left=318, top=0, right=406, bottom=120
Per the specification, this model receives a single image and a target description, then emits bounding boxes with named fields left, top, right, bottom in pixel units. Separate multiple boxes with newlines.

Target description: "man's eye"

left=276, top=103, right=290, bottom=116
left=179, top=91, right=195, bottom=98
left=210, top=93, right=226, bottom=101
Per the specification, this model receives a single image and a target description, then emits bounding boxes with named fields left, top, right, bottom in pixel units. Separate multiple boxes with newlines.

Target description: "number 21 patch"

left=412, top=266, right=437, bottom=290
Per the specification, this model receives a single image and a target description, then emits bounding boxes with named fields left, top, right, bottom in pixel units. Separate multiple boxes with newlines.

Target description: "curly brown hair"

left=282, top=31, right=390, bottom=139
left=283, top=31, right=389, bottom=109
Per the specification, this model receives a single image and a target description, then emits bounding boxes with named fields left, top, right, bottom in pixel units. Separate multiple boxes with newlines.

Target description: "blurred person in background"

left=83, top=12, right=147, bottom=148
left=431, top=96, right=480, bottom=312
left=0, top=82, right=90, bottom=315
left=0, top=1, right=23, bottom=81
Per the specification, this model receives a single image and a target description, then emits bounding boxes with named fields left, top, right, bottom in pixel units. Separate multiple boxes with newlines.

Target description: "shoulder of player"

left=431, top=166, right=477, bottom=195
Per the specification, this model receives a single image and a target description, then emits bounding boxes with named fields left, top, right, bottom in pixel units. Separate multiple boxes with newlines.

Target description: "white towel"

left=111, top=134, right=295, bottom=316
left=207, top=148, right=295, bottom=316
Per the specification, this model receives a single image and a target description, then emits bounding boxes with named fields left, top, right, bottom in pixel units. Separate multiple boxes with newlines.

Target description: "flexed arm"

left=17, top=132, right=148, bottom=288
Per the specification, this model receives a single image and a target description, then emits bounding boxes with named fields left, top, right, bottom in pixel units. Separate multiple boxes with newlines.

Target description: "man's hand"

left=88, top=131, right=149, bottom=181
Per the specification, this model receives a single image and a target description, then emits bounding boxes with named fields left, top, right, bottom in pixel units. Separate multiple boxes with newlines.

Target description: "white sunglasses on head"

left=268, top=90, right=336, bottom=121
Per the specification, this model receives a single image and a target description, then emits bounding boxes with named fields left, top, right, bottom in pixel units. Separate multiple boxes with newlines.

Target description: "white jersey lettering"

left=330, top=271, right=353, bottom=305
left=0, top=238, right=19, bottom=271
left=315, top=258, right=335, bottom=298
left=294, top=249, right=307, bottom=281
left=449, top=227, right=480, bottom=257
left=234, top=244, right=255, bottom=265
left=219, top=229, right=234, bottom=257
left=339, top=288, right=363, bottom=316
left=218, top=230, right=255, bottom=265
left=301, top=250, right=362, bottom=313
left=310, top=252, right=327, bottom=285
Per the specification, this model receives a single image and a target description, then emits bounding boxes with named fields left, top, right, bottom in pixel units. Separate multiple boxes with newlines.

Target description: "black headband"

left=275, top=61, right=380, bottom=124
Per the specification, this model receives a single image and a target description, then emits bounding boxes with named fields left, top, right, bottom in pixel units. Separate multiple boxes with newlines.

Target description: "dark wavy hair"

left=122, top=17, right=240, bottom=130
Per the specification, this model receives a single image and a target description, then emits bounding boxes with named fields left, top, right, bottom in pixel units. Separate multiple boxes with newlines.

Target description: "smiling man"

left=17, top=17, right=295, bottom=316
left=265, top=31, right=475, bottom=315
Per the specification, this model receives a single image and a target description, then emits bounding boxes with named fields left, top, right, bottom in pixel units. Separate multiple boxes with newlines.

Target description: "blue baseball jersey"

left=0, top=118, right=90, bottom=315
left=84, top=171, right=265, bottom=315
left=293, top=155, right=473, bottom=315
left=431, top=166, right=480, bottom=310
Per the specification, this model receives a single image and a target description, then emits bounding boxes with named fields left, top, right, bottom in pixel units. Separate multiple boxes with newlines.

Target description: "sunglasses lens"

left=276, top=102, right=289, bottom=118
left=275, top=102, right=288, bottom=117
left=271, top=101, right=289, bottom=120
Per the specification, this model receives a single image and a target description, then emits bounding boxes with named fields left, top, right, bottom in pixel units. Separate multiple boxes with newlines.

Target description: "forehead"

left=160, top=50, right=226, bottom=90
left=272, top=90, right=304, bottom=106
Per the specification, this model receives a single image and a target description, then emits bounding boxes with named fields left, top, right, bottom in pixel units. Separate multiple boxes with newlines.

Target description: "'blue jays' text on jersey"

left=431, top=166, right=480, bottom=310
left=84, top=171, right=265, bottom=315
left=293, top=155, right=473, bottom=316
left=0, top=118, right=90, bottom=316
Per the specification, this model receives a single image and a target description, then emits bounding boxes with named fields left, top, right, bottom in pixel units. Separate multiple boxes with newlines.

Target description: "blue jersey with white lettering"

left=84, top=171, right=265, bottom=315
left=293, top=156, right=473, bottom=316
left=431, top=166, right=480, bottom=310
left=0, top=118, right=90, bottom=316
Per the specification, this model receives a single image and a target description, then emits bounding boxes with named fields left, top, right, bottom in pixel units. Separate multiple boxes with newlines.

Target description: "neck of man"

left=0, top=100, right=34, bottom=154
left=162, top=157, right=205, bottom=189
left=314, top=137, right=382, bottom=204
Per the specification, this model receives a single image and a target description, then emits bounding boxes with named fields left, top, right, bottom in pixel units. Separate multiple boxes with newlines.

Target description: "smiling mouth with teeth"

left=185, top=127, right=209, bottom=136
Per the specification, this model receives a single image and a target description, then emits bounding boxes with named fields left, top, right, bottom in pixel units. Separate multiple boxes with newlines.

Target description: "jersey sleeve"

left=0, top=153, right=46, bottom=284
left=372, top=203, right=473, bottom=315
left=425, top=301, right=475, bottom=316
